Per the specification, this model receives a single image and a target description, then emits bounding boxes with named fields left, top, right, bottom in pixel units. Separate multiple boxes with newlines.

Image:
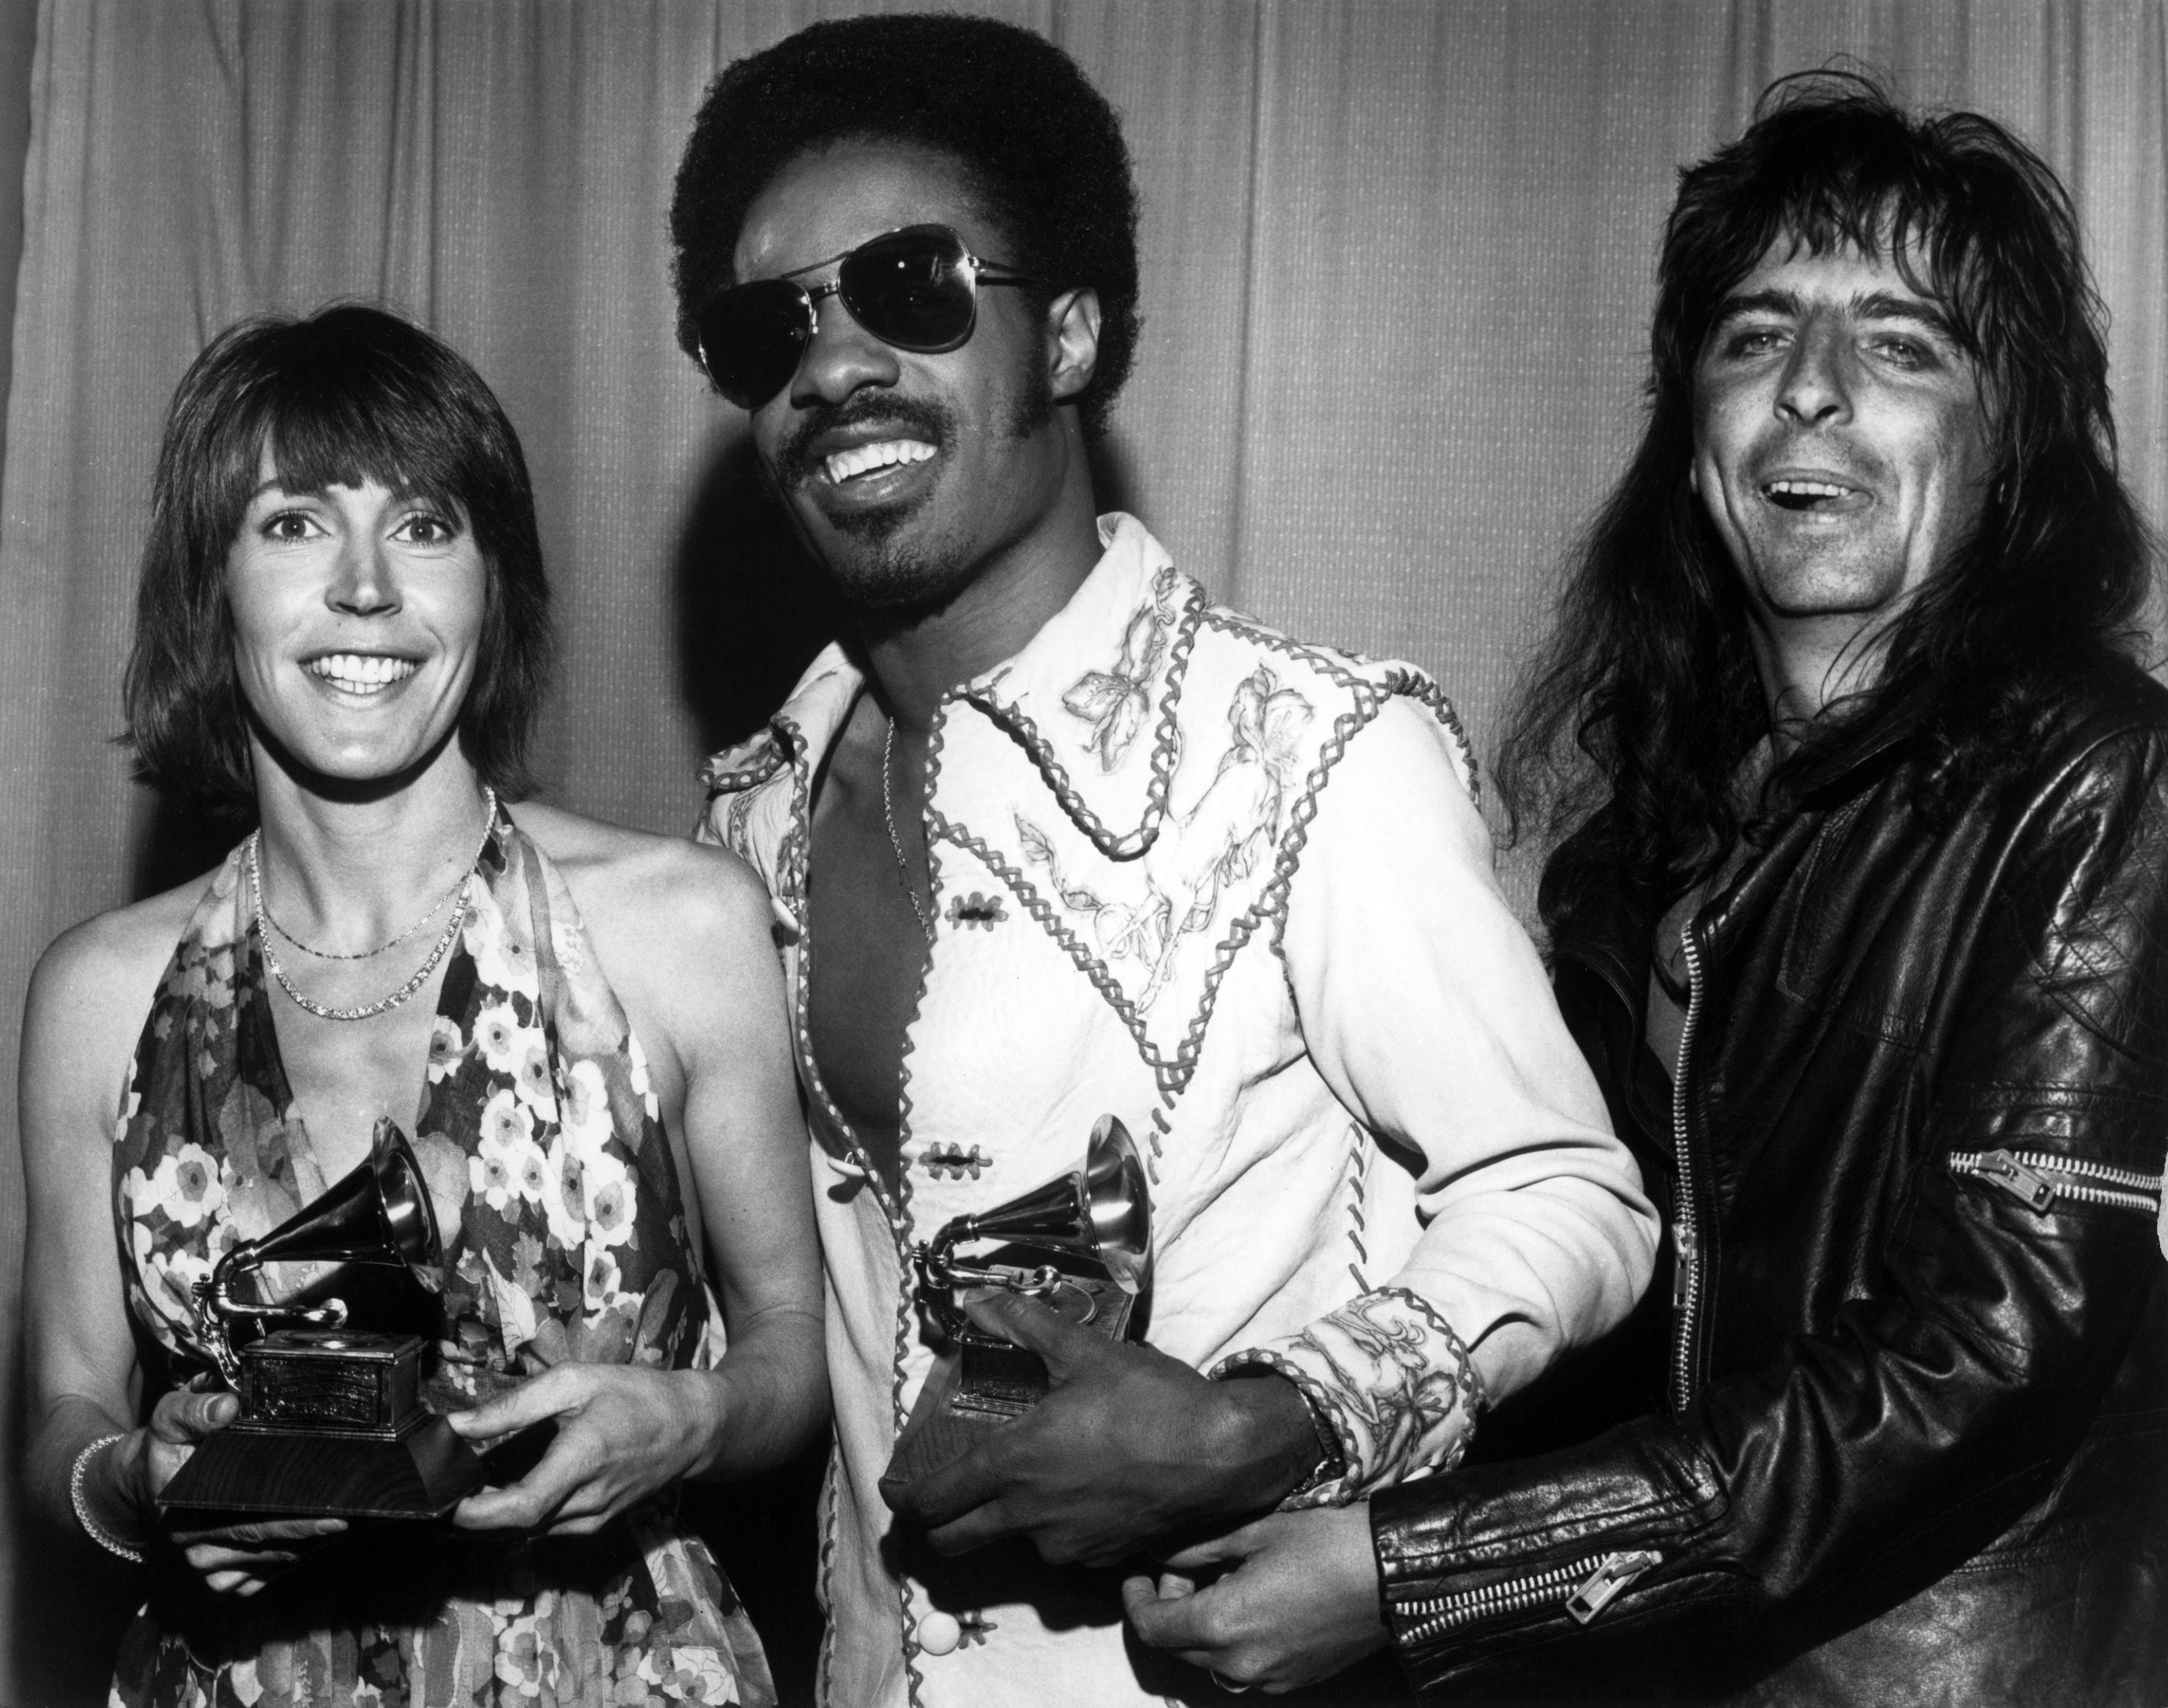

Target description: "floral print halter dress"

left=109, top=813, right=775, bottom=1708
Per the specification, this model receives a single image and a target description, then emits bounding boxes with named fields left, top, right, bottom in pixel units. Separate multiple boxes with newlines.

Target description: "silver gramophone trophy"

left=155, top=1120, right=487, bottom=1521
left=883, top=1115, right=1152, bottom=1489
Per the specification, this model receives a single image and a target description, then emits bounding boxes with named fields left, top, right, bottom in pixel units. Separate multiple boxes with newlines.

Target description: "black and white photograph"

left=0, top=3, right=2164, bottom=1705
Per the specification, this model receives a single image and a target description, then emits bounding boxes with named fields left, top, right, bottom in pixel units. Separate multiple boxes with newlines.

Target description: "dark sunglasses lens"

left=698, top=280, right=813, bottom=408
left=838, top=228, right=977, bottom=351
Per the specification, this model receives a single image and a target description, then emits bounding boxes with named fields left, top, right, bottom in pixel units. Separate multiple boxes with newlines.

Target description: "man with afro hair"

left=675, top=16, right=1654, bottom=1706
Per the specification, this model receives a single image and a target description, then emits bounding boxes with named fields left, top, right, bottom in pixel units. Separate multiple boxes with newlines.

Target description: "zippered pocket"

left=1398, top=1548, right=1662, bottom=1646
left=1947, top=1148, right=2162, bottom=1218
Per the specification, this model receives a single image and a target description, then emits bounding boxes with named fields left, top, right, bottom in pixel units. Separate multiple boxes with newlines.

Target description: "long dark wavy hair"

left=1497, top=71, right=2154, bottom=909
left=124, top=304, right=555, bottom=813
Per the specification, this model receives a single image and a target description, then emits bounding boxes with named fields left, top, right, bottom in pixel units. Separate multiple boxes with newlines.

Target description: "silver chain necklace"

left=251, top=787, right=498, bottom=1023
left=882, top=719, right=936, bottom=944
left=260, top=870, right=455, bottom=961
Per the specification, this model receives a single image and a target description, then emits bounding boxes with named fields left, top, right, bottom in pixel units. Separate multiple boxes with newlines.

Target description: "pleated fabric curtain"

left=1, top=2, right=2162, bottom=1699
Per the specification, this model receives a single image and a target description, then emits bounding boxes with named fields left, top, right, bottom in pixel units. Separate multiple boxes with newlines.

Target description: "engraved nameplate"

left=233, top=1329, right=422, bottom=1440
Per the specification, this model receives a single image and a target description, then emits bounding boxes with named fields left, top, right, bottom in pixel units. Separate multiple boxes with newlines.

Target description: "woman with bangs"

left=21, top=304, right=822, bottom=1707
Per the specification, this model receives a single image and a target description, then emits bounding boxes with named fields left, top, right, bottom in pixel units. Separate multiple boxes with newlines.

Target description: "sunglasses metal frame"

left=696, top=223, right=1046, bottom=409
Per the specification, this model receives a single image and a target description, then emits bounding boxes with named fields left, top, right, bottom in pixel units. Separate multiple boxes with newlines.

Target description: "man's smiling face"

left=1690, top=236, right=1995, bottom=640
left=732, top=140, right=1067, bottom=616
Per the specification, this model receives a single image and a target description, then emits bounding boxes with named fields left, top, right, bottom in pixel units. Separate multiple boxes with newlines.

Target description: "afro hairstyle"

left=669, top=13, right=1141, bottom=438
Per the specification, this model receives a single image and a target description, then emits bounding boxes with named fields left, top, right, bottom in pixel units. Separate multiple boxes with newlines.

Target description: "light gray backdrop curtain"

left=2, top=1, right=2162, bottom=1699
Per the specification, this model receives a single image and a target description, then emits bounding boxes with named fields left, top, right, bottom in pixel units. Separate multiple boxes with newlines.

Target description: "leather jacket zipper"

left=1399, top=1549, right=1662, bottom=1646
left=1669, top=920, right=1706, bottom=1415
left=1948, top=1148, right=2162, bottom=1217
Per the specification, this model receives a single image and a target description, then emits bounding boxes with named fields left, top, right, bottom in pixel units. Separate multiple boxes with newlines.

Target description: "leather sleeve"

left=1371, top=724, right=2168, bottom=1699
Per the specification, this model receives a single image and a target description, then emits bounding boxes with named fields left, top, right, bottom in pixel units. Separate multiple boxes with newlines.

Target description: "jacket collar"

left=1546, top=686, right=1924, bottom=1006
left=708, top=513, right=1204, bottom=858
left=947, top=512, right=1202, bottom=855
left=1787, top=672, right=1932, bottom=804
left=1540, top=811, right=1652, bottom=1013
left=735, top=644, right=860, bottom=798
left=1544, top=668, right=1936, bottom=919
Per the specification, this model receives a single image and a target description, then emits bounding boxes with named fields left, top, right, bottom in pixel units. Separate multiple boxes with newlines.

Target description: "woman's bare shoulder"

left=32, top=874, right=209, bottom=1005
left=508, top=800, right=772, bottom=955
left=23, top=871, right=216, bottom=1136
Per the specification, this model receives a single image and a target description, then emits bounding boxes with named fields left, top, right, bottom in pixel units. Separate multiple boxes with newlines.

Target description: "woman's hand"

left=136, top=1389, right=348, bottom=1597
left=1121, top=1503, right=1388, bottom=1694
left=135, top=1386, right=237, bottom=1502
left=446, top=1364, right=724, bottom=1536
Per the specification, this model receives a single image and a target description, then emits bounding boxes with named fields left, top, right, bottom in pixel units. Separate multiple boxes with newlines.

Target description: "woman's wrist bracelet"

left=70, top=1433, right=145, bottom=1564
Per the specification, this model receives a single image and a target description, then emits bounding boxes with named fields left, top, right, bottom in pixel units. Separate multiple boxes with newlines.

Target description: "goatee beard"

left=786, top=366, right=1057, bottom=620
left=836, top=534, right=973, bottom=618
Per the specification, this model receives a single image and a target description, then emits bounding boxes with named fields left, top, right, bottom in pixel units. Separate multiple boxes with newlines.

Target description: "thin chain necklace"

left=251, top=787, right=498, bottom=1023
left=882, top=719, right=936, bottom=944
left=261, top=870, right=455, bottom=961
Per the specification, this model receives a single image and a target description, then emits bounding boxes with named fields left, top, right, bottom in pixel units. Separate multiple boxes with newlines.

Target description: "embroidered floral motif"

left=919, top=1143, right=990, bottom=1181
left=107, top=821, right=774, bottom=1708
left=1212, top=1287, right=1483, bottom=1505
left=1060, top=565, right=1180, bottom=770
left=1017, top=663, right=1316, bottom=1013
left=943, top=891, right=1008, bottom=930
left=724, top=788, right=760, bottom=862
left=956, top=1611, right=997, bottom=1647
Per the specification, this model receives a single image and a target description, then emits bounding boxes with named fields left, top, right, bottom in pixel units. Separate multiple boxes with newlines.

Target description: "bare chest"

left=803, top=771, right=930, bottom=1184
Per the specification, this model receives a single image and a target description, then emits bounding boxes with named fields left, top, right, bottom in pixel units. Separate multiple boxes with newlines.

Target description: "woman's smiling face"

left=224, top=446, right=487, bottom=787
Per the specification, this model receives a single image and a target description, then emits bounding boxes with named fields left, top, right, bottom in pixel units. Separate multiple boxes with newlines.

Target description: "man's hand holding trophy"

left=881, top=1115, right=1153, bottom=1496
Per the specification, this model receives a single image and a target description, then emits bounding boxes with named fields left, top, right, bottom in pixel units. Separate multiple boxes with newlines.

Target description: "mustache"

left=777, top=394, right=957, bottom=486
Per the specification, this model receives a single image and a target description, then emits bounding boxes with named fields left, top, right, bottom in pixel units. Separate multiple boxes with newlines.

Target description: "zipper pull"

left=1671, top=1221, right=1698, bottom=1308
left=1565, top=1549, right=1662, bottom=1625
left=1976, top=1149, right=2056, bottom=1212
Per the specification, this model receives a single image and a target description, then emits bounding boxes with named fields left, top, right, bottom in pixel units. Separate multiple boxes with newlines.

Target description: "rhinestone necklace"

left=882, top=719, right=936, bottom=944
left=251, top=787, right=498, bottom=1023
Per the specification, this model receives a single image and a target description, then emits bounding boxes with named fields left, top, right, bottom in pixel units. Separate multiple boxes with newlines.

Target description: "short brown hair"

left=124, top=304, right=555, bottom=810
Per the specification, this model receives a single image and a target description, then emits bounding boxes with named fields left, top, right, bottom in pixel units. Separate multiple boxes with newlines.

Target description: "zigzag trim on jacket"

left=953, top=578, right=1206, bottom=861
left=934, top=618, right=1473, bottom=1097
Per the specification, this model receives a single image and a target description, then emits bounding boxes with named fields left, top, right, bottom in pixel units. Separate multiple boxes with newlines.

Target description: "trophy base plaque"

left=882, top=1270, right=1135, bottom=1492
left=158, top=1413, right=486, bottom=1521
left=157, top=1328, right=486, bottom=1520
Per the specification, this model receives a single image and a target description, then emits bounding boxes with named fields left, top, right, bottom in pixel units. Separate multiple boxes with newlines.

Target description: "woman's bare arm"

left=21, top=907, right=166, bottom=1541
left=448, top=816, right=825, bottom=1532
left=22, top=889, right=345, bottom=1590
left=663, top=839, right=829, bottom=1479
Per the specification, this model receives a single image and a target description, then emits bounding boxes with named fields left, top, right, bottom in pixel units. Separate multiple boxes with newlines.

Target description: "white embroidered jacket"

left=698, top=515, right=1656, bottom=1708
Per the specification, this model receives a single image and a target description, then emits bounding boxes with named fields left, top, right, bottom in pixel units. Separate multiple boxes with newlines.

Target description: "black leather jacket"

left=1370, top=665, right=2168, bottom=1706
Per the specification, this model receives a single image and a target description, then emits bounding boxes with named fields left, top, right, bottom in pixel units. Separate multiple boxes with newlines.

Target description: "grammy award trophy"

left=154, top=1120, right=487, bottom=1521
left=882, top=1114, right=1152, bottom=1490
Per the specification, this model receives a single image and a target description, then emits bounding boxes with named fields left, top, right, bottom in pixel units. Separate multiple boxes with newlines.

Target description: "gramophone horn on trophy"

left=883, top=1115, right=1152, bottom=1487
left=155, top=1119, right=486, bottom=1521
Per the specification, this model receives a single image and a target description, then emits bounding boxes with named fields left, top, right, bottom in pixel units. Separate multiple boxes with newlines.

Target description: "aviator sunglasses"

left=696, top=223, right=1047, bottom=410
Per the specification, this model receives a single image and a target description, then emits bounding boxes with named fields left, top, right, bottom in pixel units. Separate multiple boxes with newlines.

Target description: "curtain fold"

left=3, top=3, right=2162, bottom=1698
